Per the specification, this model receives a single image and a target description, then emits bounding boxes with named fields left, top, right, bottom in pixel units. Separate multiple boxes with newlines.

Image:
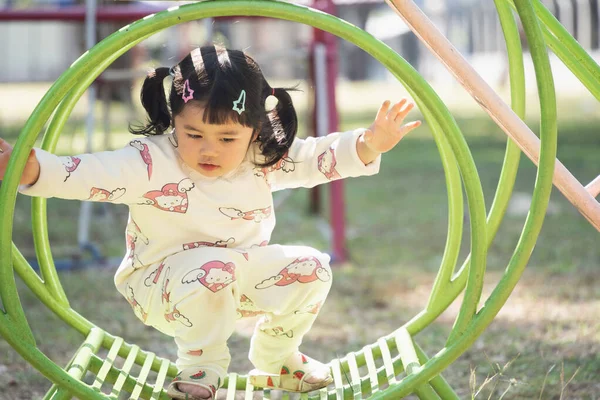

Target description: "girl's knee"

left=284, top=248, right=333, bottom=291
left=307, top=251, right=333, bottom=287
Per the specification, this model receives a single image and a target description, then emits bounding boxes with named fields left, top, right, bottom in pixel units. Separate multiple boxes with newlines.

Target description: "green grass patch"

left=1, top=110, right=599, bottom=399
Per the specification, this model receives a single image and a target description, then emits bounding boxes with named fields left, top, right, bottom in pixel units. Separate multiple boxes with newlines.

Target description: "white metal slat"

left=377, top=337, right=396, bottom=385
left=362, top=346, right=379, bottom=395
left=345, top=353, right=362, bottom=399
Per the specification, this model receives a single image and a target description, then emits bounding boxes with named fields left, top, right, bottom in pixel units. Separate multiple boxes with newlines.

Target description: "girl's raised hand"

left=0, top=138, right=41, bottom=185
left=364, top=99, right=421, bottom=154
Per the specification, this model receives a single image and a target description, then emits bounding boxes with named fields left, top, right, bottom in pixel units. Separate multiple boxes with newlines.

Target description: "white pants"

left=117, top=244, right=333, bottom=380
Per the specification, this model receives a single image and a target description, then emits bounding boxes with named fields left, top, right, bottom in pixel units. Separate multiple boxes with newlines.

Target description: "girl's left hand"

left=364, top=99, right=422, bottom=154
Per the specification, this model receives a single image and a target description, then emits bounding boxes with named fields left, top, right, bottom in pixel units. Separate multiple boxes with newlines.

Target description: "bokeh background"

left=0, top=0, right=599, bottom=398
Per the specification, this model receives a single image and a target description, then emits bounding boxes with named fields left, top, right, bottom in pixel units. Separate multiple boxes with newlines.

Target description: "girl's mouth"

left=199, top=163, right=219, bottom=172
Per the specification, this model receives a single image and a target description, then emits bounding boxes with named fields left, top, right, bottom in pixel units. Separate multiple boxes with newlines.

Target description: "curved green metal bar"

left=485, top=0, right=525, bottom=244
left=2, top=32, right=185, bottom=400
left=25, top=29, right=180, bottom=378
left=375, top=3, right=488, bottom=345
left=403, top=0, right=528, bottom=341
left=371, top=0, right=558, bottom=395
left=444, top=0, right=528, bottom=346
left=472, top=0, right=559, bottom=352
left=29, top=29, right=148, bottom=307
left=0, top=0, right=489, bottom=398
left=32, top=199, right=69, bottom=305
left=7, top=0, right=462, bottom=360
left=424, top=117, right=463, bottom=311
left=529, top=0, right=600, bottom=100
left=381, top=0, right=489, bottom=355
left=504, top=0, right=600, bottom=102
left=344, top=0, right=526, bottom=384
left=539, top=26, right=600, bottom=102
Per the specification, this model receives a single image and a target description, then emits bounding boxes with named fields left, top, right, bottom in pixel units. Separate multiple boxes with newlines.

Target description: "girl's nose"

left=200, top=141, right=218, bottom=157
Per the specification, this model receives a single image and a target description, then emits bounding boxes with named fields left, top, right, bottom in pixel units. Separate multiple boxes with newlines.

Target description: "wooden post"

left=384, top=0, right=600, bottom=230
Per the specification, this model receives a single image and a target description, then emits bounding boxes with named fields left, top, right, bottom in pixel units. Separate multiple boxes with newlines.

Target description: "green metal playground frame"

left=1, top=0, right=599, bottom=398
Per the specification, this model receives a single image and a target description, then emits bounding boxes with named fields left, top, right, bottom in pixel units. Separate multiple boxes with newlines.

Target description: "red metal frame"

left=0, top=5, right=270, bottom=22
left=1, top=0, right=349, bottom=262
left=310, top=0, right=348, bottom=263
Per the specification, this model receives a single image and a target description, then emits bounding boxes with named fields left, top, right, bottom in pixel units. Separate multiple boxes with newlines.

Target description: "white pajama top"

left=20, top=129, right=381, bottom=286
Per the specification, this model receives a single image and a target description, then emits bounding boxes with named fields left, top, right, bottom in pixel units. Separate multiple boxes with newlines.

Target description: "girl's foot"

left=299, top=358, right=331, bottom=384
left=166, top=366, right=222, bottom=400
left=249, top=352, right=333, bottom=393
left=176, top=383, right=212, bottom=399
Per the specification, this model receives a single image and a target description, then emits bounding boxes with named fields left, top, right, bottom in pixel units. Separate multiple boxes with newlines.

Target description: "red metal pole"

left=311, top=0, right=348, bottom=263
left=0, top=6, right=271, bottom=22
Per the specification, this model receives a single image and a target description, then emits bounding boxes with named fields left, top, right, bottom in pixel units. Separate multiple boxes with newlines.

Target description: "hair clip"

left=182, top=79, right=194, bottom=103
left=232, top=90, right=246, bottom=115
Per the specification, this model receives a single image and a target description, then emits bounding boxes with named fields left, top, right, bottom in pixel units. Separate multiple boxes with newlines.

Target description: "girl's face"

left=173, top=103, right=255, bottom=178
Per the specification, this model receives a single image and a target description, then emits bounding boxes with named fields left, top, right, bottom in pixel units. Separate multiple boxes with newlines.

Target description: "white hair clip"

left=232, top=90, right=246, bottom=115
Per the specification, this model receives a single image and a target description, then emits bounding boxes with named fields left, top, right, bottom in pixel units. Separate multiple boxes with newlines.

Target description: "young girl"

left=0, top=45, right=421, bottom=399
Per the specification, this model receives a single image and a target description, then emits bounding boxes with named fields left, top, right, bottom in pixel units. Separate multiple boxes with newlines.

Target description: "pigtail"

left=257, top=86, right=299, bottom=167
left=129, top=67, right=172, bottom=136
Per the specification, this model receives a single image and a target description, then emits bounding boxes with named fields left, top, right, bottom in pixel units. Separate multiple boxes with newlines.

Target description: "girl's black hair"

left=129, top=46, right=298, bottom=167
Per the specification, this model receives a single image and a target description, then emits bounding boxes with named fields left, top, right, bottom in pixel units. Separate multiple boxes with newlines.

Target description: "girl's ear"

left=252, top=129, right=260, bottom=142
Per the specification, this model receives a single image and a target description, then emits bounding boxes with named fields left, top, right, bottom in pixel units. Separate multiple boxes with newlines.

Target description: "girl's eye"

left=221, top=138, right=235, bottom=143
left=187, top=134, right=202, bottom=139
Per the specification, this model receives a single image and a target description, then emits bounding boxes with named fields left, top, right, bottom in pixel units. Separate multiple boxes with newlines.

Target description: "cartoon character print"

left=236, top=295, right=266, bottom=319
left=144, top=261, right=165, bottom=287
left=125, top=285, right=148, bottom=323
left=126, top=219, right=148, bottom=270
left=182, top=237, right=235, bottom=251
left=181, top=260, right=236, bottom=293
left=317, top=147, right=341, bottom=180
left=255, top=257, right=330, bottom=289
left=140, top=179, right=194, bottom=213
left=88, top=187, right=126, bottom=202
left=182, top=237, right=257, bottom=262
left=294, top=301, right=323, bottom=315
left=261, top=326, right=294, bottom=338
left=62, top=156, right=81, bottom=182
left=254, top=152, right=296, bottom=178
left=161, top=266, right=192, bottom=327
left=219, top=206, right=272, bottom=223
left=130, top=140, right=153, bottom=180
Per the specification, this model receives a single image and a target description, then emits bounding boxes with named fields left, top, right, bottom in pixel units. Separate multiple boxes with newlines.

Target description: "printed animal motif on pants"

left=255, top=257, right=331, bottom=289
left=181, top=260, right=236, bottom=293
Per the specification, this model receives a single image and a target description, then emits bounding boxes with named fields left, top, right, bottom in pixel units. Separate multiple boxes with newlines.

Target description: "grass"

left=1, top=101, right=599, bottom=399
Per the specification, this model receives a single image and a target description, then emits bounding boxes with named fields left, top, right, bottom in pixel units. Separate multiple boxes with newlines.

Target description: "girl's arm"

left=356, top=99, right=421, bottom=165
left=3, top=138, right=156, bottom=205
left=0, top=138, right=41, bottom=185
left=261, top=99, right=421, bottom=191
left=262, top=128, right=380, bottom=192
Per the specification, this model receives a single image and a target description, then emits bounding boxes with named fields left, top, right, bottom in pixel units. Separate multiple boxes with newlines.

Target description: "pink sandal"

left=249, top=352, right=333, bottom=393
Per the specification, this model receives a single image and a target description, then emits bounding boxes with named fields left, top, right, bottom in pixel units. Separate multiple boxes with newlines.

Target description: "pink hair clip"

left=182, top=79, right=194, bottom=103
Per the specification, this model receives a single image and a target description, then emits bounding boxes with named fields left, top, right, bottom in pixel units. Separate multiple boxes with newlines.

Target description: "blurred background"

left=0, top=0, right=599, bottom=398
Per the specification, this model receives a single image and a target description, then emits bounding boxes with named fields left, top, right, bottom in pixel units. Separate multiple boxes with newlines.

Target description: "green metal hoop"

left=0, top=0, right=562, bottom=398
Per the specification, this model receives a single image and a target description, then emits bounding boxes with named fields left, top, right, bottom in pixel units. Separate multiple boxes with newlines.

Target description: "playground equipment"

left=1, top=0, right=350, bottom=266
left=1, top=0, right=599, bottom=398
